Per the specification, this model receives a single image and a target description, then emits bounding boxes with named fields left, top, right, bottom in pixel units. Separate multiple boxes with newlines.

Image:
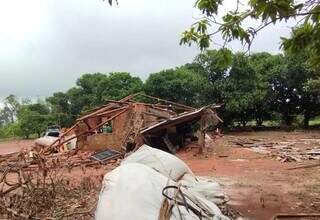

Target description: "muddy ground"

left=1, top=131, right=320, bottom=220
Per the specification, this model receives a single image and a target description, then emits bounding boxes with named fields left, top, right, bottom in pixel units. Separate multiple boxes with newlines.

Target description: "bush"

left=0, top=123, right=23, bottom=139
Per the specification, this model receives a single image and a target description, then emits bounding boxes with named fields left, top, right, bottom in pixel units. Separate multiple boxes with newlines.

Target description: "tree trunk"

left=303, top=112, right=310, bottom=128
left=10, top=114, right=14, bottom=123
left=256, top=118, right=263, bottom=127
left=283, top=113, right=293, bottom=126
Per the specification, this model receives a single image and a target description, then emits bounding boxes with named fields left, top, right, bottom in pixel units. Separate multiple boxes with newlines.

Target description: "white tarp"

left=95, top=163, right=229, bottom=220
left=122, top=145, right=227, bottom=204
left=122, top=145, right=194, bottom=181
left=179, top=174, right=227, bottom=205
left=96, top=145, right=230, bottom=220
left=96, top=163, right=172, bottom=220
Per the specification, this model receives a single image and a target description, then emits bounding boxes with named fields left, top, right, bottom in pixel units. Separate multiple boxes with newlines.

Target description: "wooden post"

left=198, top=115, right=205, bottom=154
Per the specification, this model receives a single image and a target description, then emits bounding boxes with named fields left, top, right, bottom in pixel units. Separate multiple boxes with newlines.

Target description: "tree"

left=285, top=52, right=320, bottom=127
left=144, top=68, right=208, bottom=107
left=74, top=72, right=143, bottom=108
left=180, top=0, right=320, bottom=66
left=46, top=92, right=72, bottom=127
left=96, top=72, right=143, bottom=102
left=190, top=50, right=272, bottom=127
left=249, top=52, right=276, bottom=126
left=0, top=107, right=12, bottom=125
left=282, top=23, right=320, bottom=97
left=18, top=103, right=52, bottom=138
left=265, top=54, right=302, bottom=126
left=190, top=49, right=232, bottom=106
left=0, top=95, right=20, bottom=124
left=224, top=53, right=267, bottom=127
left=75, top=73, right=107, bottom=108
left=46, top=72, right=143, bottom=127
left=193, top=49, right=232, bottom=82
left=0, top=122, right=22, bottom=139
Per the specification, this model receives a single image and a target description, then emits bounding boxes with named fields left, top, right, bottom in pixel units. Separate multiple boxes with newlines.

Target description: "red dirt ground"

left=0, top=139, right=34, bottom=155
left=1, top=131, right=320, bottom=220
left=178, top=131, right=320, bottom=220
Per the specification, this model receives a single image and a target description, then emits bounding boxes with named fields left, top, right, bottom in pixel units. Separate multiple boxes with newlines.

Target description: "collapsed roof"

left=48, top=93, right=222, bottom=154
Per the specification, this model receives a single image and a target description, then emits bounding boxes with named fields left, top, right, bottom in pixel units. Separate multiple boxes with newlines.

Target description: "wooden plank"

left=150, top=105, right=176, bottom=115
left=138, top=94, right=195, bottom=111
left=142, top=111, right=169, bottom=119
left=96, top=106, right=128, bottom=117
left=77, top=94, right=137, bottom=121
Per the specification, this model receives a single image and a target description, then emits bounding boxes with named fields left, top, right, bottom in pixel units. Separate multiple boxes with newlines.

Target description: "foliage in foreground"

left=182, top=0, right=320, bottom=92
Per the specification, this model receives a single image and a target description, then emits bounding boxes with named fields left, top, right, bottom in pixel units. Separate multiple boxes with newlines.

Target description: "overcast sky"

left=0, top=0, right=294, bottom=102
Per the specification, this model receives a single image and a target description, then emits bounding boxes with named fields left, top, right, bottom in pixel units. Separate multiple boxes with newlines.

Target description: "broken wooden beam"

left=142, top=111, right=170, bottom=119
left=51, top=107, right=129, bottom=150
left=137, top=93, right=195, bottom=111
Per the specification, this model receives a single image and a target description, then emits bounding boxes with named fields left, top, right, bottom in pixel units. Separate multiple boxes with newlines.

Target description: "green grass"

left=232, top=115, right=320, bottom=128
left=262, top=120, right=280, bottom=127
left=0, top=136, right=23, bottom=143
left=310, top=116, right=320, bottom=126
left=232, top=120, right=280, bottom=127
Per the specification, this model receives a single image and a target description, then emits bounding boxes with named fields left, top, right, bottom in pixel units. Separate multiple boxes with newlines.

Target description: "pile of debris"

left=0, top=148, right=118, bottom=219
left=230, top=137, right=320, bottom=162
left=0, top=94, right=225, bottom=219
left=1, top=142, right=237, bottom=219
left=44, top=93, right=222, bottom=155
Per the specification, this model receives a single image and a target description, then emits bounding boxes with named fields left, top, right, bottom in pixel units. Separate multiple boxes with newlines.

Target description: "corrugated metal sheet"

left=140, top=107, right=206, bottom=134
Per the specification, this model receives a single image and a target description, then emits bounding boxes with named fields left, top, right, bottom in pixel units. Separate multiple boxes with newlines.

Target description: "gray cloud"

left=0, top=0, right=294, bottom=101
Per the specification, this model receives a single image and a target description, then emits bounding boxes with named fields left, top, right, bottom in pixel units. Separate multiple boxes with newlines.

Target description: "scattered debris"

left=0, top=94, right=224, bottom=219
left=0, top=148, right=114, bottom=219
left=91, top=149, right=121, bottom=163
left=230, top=137, right=320, bottom=162
left=306, top=149, right=320, bottom=155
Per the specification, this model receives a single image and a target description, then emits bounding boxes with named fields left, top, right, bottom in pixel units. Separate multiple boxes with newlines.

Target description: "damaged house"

left=48, top=93, right=222, bottom=154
